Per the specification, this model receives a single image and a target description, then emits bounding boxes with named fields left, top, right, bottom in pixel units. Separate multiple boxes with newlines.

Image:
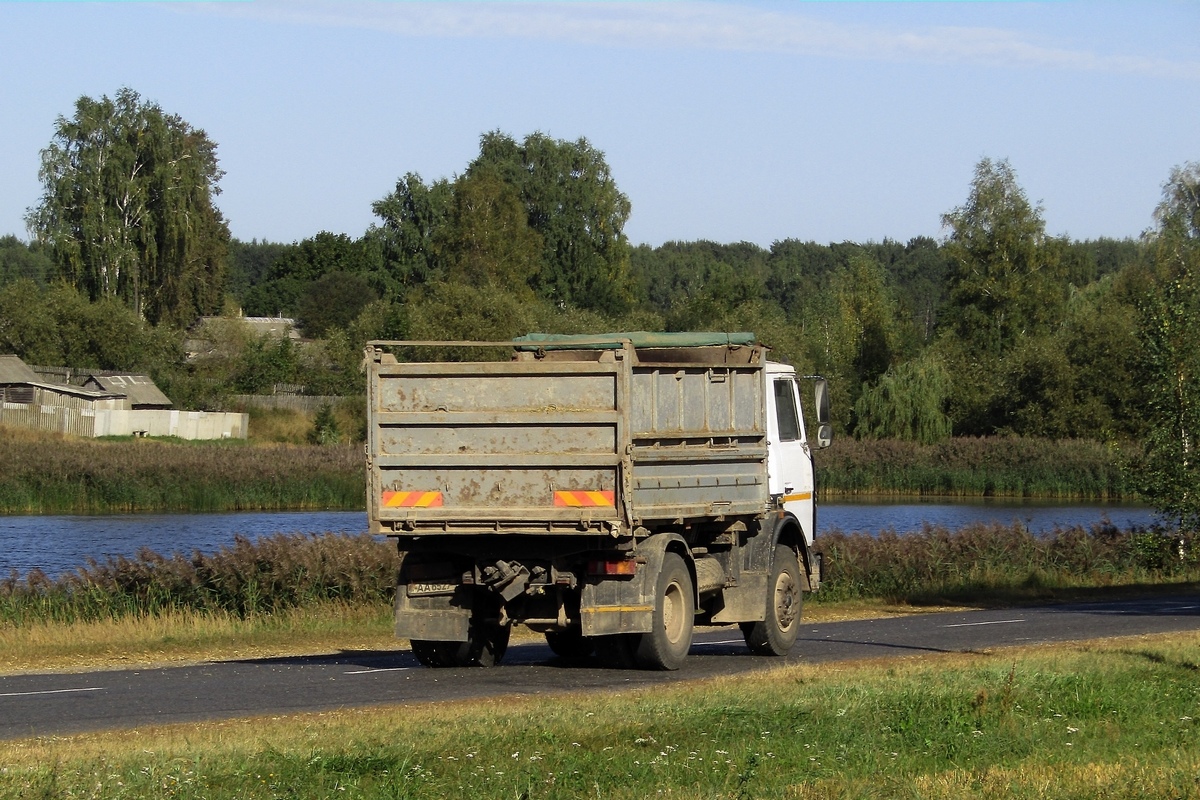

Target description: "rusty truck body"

left=365, top=332, right=831, bottom=670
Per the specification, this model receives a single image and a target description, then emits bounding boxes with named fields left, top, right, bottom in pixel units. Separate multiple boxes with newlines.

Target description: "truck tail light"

left=588, top=558, right=637, bottom=576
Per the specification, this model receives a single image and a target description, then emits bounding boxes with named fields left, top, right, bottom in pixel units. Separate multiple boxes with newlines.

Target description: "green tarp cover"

left=513, top=331, right=757, bottom=350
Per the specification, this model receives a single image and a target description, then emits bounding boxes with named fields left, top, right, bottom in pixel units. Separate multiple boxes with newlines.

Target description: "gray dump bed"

left=366, top=334, right=770, bottom=537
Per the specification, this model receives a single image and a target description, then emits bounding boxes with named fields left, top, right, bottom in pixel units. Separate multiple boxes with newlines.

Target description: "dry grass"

left=244, top=407, right=315, bottom=443
left=2, top=631, right=1197, bottom=799
left=0, top=601, right=396, bottom=674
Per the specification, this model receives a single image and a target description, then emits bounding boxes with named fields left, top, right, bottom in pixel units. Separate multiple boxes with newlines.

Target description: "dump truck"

left=365, top=332, right=831, bottom=670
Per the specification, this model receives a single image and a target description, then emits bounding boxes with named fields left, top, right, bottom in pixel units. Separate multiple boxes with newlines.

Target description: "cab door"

left=765, top=368, right=816, bottom=546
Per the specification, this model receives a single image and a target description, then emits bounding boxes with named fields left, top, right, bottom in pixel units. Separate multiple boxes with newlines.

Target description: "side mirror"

left=816, top=423, right=833, bottom=450
left=809, top=377, right=832, bottom=449
left=812, top=377, right=830, bottom=425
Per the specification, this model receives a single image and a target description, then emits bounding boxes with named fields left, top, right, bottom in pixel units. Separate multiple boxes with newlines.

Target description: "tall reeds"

left=0, top=533, right=398, bottom=626
left=816, top=436, right=1130, bottom=499
left=2, top=524, right=1195, bottom=627
left=818, top=521, right=1199, bottom=603
left=0, top=430, right=364, bottom=513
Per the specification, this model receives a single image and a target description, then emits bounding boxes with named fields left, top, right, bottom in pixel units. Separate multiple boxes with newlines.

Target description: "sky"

left=1, top=1, right=1197, bottom=249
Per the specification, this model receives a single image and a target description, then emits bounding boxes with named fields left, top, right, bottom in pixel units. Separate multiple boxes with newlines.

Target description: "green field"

left=2, top=631, right=1198, bottom=799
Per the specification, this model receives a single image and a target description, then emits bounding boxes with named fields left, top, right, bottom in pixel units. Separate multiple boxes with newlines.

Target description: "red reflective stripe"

left=382, top=491, right=443, bottom=507
left=554, top=491, right=615, bottom=507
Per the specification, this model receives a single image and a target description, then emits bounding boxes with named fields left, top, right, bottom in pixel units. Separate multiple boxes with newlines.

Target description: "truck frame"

left=365, top=332, right=831, bottom=670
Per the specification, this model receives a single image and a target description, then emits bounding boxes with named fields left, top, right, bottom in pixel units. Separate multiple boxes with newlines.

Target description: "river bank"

left=0, top=427, right=363, bottom=514
left=0, top=427, right=1135, bottom=515
left=815, top=436, right=1131, bottom=499
left=4, top=522, right=1196, bottom=627
left=0, top=502, right=1159, bottom=581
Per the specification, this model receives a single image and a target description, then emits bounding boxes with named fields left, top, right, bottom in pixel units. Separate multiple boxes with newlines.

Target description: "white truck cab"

left=765, top=362, right=831, bottom=550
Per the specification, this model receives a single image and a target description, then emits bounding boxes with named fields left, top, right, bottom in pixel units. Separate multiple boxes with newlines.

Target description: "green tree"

left=0, top=235, right=56, bottom=286
left=308, top=403, right=342, bottom=445
left=631, top=240, right=768, bottom=319
left=468, top=131, right=634, bottom=314
left=296, top=271, right=378, bottom=338
left=27, top=87, right=229, bottom=326
left=940, top=158, right=1064, bottom=357
left=0, top=279, right=178, bottom=370
left=854, top=354, right=952, bottom=444
left=805, top=254, right=905, bottom=433
left=369, top=172, right=453, bottom=290
left=243, top=232, right=384, bottom=319
left=438, top=166, right=542, bottom=294
left=1137, top=163, right=1200, bottom=529
left=225, top=239, right=291, bottom=306
left=232, top=335, right=298, bottom=395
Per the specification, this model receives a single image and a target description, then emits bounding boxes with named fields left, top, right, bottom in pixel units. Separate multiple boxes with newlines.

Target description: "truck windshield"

left=773, top=379, right=800, bottom=442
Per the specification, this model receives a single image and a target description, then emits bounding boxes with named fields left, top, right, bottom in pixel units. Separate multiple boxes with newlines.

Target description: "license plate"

left=408, top=582, right=457, bottom=596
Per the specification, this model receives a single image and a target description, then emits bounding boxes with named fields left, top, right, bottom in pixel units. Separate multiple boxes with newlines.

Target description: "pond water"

left=0, top=502, right=1160, bottom=580
left=821, top=499, right=1157, bottom=536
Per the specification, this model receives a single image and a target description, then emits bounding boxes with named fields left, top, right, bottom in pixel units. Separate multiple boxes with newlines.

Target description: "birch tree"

left=27, top=87, right=229, bottom=326
left=1138, top=163, right=1200, bottom=529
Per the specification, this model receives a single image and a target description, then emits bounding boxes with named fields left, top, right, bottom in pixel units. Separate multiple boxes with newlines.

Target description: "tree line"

left=1, top=88, right=1199, bottom=524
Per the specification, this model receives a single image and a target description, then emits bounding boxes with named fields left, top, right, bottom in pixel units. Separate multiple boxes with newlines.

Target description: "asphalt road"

left=2, top=594, right=1197, bottom=740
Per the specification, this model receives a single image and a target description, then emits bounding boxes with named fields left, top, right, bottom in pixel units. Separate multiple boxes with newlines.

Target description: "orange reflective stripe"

left=553, top=490, right=615, bottom=507
left=382, top=491, right=444, bottom=508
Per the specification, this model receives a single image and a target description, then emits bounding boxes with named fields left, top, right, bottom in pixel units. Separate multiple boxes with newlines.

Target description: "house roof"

left=85, top=374, right=172, bottom=407
left=0, top=355, right=39, bottom=384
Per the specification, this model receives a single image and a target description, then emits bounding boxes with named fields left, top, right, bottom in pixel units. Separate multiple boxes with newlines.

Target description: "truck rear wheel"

left=594, top=634, right=638, bottom=669
left=741, top=544, right=802, bottom=656
left=633, top=552, right=694, bottom=670
left=410, top=616, right=511, bottom=668
left=545, top=629, right=594, bottom=660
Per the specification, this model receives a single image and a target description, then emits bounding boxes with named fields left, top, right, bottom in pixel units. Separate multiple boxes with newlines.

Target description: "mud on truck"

left=365, top=332, right=832, bottom=670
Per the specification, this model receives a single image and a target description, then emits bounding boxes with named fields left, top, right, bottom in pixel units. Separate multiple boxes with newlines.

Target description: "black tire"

left=741, top=544, right=802, bottom=656
left=410, top=617, right=510, bottom=668
left=545, top=629, right=595, bottom=660
left=410, top=639, right=455, bottom=667
left=633, top=552, right=694, bottom=670
left=594, top=633, right=638, bottom=669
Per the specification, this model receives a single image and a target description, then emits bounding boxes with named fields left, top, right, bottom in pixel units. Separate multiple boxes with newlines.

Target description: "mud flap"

left=579, top=534, right=683, bottom=637
left=709, top=571, right=768, bottom=624
left=395, top=586, right=471, bottom=642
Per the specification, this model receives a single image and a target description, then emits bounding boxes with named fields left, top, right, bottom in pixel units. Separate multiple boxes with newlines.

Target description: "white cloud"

left=191, top=1, right=1200, bottom=81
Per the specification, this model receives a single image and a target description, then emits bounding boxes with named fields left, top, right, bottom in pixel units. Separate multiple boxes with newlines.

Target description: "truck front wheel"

left=633, top=552, right=695, bottom=670
left=740, top=544, right=802, bottom=656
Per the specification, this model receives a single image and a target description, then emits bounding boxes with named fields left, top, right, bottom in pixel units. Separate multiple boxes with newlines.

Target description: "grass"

left=1, top=631, right=1198, bottom=798
left=0, top=601, right=396, bottom=675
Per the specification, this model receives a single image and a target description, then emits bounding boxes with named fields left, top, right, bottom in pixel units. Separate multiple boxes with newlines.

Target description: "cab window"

left=773, top=378, right=800, bottom=442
